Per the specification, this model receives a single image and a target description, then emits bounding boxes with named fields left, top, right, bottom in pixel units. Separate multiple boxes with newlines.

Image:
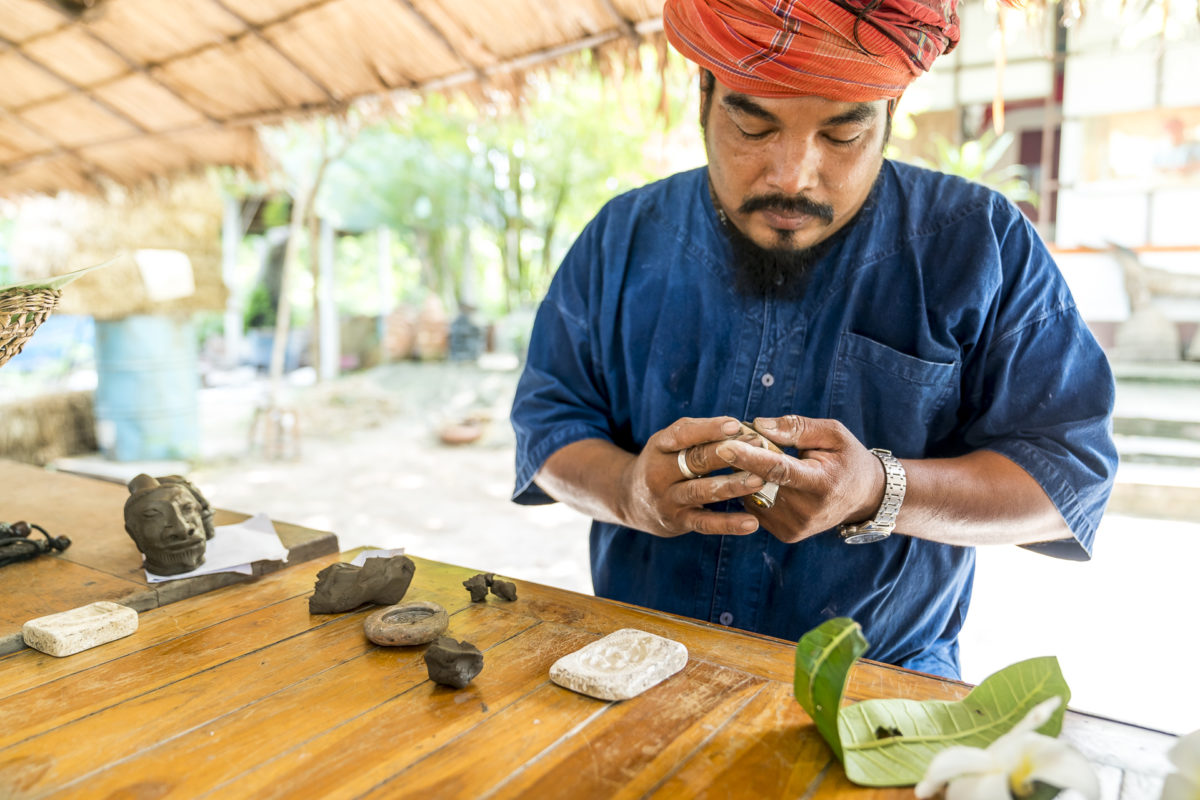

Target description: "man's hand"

left=618, top=416, right=765, bottom=537
left=686, top=415, right=886, bottom=544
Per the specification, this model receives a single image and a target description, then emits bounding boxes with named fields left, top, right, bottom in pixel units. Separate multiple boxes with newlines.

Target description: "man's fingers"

left=680, top=446, right=709, bottom=479
left=752, top=415, right=848, bottom=450
left=714, top=439, right=823, bottom=490
left=665, top=471, right=763, bottom=536
left=654, top=416, right=743, bottom=452
left=678, top=508, right=759, bottom=536
left=672, top=470, right=763, bottom=506
left=682, top=440, right=741, bottom=477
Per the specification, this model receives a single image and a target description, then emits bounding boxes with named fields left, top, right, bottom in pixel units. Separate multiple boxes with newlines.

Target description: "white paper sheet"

left=349, top=547, right=406, bottom=566
left=144, top=512, right=290, bottom=583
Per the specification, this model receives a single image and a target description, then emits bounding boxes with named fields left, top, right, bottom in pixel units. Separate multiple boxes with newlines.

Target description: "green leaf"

left=0, top=255, right=123, bottom=292
left=838, top=656, right=1070, bottom=786
left=793, top=617, right=869, bottom=761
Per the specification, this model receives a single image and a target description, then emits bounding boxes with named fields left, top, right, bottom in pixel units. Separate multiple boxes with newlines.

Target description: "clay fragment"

left=550, top=628, right=688, bottom=701
left=424, top=636, right=484, bottom=688
left=309, top=555, right=415, bottom=613
left=364, top=601, right=449, bottom=646
left=463, top=573, right=489, bottom=602
left=490, top=579, right=518, bottom=601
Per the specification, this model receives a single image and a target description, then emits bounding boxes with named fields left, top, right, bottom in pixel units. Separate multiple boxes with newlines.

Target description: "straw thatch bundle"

left=8, top=175, right=226, bottom=318
left=0, top=391, right=97, bottom=466
left=0, top=0, right=667, bottom=198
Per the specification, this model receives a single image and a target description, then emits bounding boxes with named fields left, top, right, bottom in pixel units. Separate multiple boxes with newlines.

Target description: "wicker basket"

left=0, top=288, right=62, bottom=368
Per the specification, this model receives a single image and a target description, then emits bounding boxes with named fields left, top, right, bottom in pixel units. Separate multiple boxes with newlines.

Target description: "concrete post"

left=318, top=218, right=339, bottom=381
left=221, top=194, right=243, bottom=369
left=377, top=226, right=394, bottom=358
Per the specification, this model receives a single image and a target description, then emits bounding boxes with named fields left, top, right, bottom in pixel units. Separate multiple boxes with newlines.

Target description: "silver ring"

left=677, top=448, right=700, bottom=480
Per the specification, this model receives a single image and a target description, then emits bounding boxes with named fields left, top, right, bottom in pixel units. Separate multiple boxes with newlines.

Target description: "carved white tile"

left=549, top=628, right=688, bottom=701
left=23, top=601, right=138, bottom=657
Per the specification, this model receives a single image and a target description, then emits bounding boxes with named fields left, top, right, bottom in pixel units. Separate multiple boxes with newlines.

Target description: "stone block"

left=549, top=628, right=687, bottom=701
left=23, top=601, right=138, bottom=657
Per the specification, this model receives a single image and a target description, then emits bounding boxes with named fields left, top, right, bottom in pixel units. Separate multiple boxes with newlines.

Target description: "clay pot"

left=364, top=600, right=449, bottom=646
left=437, top=418, right=487, bottom=446
left=415, top=295, right=448, bottom=360
left=384, top=307, right=416, bottom=361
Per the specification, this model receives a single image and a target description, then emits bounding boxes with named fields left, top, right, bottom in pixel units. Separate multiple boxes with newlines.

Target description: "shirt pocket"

left=828, top=331, right=959, bottom=454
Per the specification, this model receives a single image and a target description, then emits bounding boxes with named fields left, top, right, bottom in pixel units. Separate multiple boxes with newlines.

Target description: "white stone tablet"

left=23, top=601, right=138, bottom=657
left=549, top=628, right=688, bottom=701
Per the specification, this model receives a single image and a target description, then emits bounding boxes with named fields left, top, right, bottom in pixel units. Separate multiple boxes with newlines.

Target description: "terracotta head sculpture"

left=157, top=474, right=216, bottom=540
left=123, top=473, right=208, bottom=575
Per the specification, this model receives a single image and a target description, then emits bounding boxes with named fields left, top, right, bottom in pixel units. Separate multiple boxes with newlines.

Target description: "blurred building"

left=894, top=0, right=1200, bottom=357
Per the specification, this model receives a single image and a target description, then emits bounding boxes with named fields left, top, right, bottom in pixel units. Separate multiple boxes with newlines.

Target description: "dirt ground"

left=189, top=360, right=1199, bottom=736
left=191, top=361, right=595, bottom=594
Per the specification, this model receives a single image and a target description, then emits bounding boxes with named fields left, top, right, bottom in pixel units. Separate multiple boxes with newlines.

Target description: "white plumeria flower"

left=1162, top=728, right=1200, bottom=800
left=915, top=697, right=1100, bottom=800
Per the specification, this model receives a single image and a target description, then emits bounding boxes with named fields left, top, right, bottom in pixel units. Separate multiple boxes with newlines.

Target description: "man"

left=510, top=0, right=1117, bottom=678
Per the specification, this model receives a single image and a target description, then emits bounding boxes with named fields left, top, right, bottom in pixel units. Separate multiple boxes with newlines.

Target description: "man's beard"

left=143, top=539, right=206, bottom=572
left=718, top=193, right=837, bottom=300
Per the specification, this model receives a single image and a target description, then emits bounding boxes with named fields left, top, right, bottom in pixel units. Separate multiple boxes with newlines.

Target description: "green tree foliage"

left=317, top=48, right=701, bottom=315
left=913, top=130, right=1039, bottom=208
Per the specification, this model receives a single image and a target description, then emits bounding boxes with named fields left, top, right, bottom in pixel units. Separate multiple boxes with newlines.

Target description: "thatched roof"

left=0, top=0, right=666, bottom=197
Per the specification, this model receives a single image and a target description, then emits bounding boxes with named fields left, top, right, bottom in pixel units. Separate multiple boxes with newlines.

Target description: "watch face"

left=842, top=530, right=890, bottom=545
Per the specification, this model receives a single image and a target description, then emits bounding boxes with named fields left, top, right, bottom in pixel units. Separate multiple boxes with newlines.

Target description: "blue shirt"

left=510, top=162, right=1117, bottom=678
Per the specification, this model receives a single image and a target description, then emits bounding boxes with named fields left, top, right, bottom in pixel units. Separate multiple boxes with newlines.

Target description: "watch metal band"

left=838, top=448, right=906, bottom=544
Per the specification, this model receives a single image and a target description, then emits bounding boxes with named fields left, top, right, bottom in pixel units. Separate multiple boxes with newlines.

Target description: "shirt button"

left=761, top=373, right=775, bottom=387
left=719, top=612, right=734, bottom=626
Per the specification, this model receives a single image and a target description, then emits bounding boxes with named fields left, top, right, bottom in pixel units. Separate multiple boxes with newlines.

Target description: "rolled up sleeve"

left=960, top=208, right=1118, bottom=559
left=511, top=224, right=615, bottom=506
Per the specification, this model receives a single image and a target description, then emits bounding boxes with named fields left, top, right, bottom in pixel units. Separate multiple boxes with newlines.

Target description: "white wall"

left=1058, top=7, right=1200, bottom=254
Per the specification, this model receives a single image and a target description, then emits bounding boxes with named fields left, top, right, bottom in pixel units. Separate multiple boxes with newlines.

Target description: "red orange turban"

left=663, top=0, right=961, bottom=101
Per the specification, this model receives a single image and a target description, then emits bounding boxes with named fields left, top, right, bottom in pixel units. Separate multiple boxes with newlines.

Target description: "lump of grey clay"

left=490, top=579, right=517, bottom=601
left=463, top=572, right=517, bottom=602
left=463, top=573, right=489, bottom=602
left=309, top=555, right=415, bottom=614
left=364, top=600, right=448, bottom=646
left=424, top=636, right=484, bottom=689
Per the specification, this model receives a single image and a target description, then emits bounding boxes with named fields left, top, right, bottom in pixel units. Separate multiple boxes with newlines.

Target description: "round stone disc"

left=364, top=600, right=449, bottom=646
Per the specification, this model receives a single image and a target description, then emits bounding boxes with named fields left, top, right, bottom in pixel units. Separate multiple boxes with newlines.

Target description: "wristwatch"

left=838, top=449, right=906, bottom=544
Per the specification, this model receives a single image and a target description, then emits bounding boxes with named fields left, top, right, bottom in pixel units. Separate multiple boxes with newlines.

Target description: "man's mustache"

left=739, top=194, right=835, bottom=225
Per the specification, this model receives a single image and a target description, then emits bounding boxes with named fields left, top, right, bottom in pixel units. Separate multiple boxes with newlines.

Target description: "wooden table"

left=0, top=550, right=1175, bottom=799
left=0, top=460, right=338, bottom=654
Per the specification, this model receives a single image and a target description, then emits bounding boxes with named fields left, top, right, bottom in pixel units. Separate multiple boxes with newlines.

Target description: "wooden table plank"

left=486, top=659, right=765, bottom=800
left=1, top=463, right=145, bottom=581
left=0, top=460, right=338, bottom=655
left=645, top=681, right=834, bottom=799
left=1060, top=714, right=1173, bottom=799
left=0, top=553, right=481, bottom=730
left=0, top=556, right=148, bottom=630
left=0, top=532, right=1177, bottom=800
left=408, top=557, right=969, bottom=706
left=0, top=612, right=372, bottom=796
left=358, top=681, right=620, bottom=800
left=0, top=552, right=339, bottom=699
left=812, top=768, right=922, bottom=799
left=32, top=606, right=534, bottom=800
left=197, top=619, right=600, bottom=800
left=0, top=591, right=370, bottom=750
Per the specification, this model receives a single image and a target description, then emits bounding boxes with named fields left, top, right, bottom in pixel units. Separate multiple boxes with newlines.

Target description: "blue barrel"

left=93, top=315, right=199, bottom=461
